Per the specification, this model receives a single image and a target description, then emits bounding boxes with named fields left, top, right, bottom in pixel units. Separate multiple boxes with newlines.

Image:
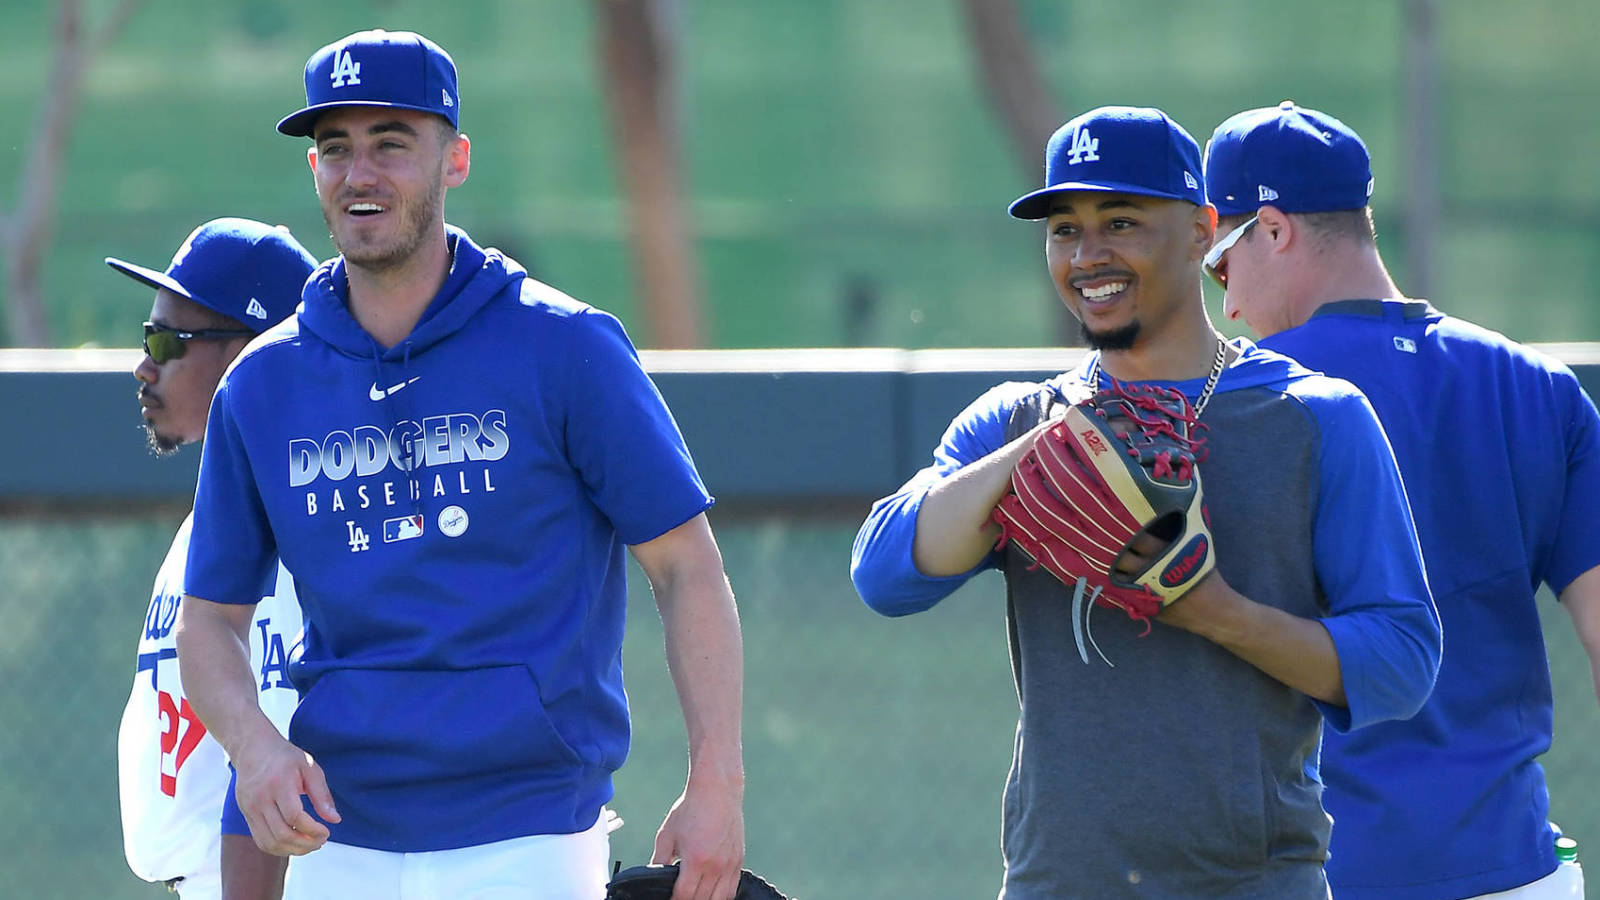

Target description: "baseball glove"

left=606, top=863, right=792, bottom=900
left=992, top=379, right=1215, bottom=639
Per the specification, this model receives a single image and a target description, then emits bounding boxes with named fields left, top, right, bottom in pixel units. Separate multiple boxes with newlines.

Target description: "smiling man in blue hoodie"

left=174, top=30, right=745, bottom=900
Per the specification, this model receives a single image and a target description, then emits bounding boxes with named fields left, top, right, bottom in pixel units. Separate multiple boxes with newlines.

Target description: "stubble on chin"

left=325, top=182, right=444, bottom=273
left=1079, top=320, right=1141, bottom=352
left=143, top=422, right=182, bottom=458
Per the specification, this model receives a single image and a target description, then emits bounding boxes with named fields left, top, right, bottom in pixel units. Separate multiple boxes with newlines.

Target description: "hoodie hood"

left=299, top=226, right=526, bottom=359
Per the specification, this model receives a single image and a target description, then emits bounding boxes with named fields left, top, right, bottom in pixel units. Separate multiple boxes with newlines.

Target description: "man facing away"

left=174, top=30, right=746, bottom=900
left=851, top=105, right=1442, bottom=898
left=113, top=218, right=316, bottom=900
left=1204, top=100, right=1600, bottom=900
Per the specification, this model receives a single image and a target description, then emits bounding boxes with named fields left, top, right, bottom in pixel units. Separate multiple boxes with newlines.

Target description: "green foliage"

left=3, top=0, right=1598, bottom=349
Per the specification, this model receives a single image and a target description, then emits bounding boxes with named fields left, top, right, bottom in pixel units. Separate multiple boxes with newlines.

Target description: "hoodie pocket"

left=289, top=664, right=583, bottom=789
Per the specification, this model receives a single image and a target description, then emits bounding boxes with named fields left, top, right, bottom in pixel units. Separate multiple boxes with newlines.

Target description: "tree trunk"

left=1, top=0, right=145, bottom=347
left=957, top=0, right=1074, bottom=343
left=958, top=0, right=1063, bottom=182
left=594, top=0, right=705, bottom=349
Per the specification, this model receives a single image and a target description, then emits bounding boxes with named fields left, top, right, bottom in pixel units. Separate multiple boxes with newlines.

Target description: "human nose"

left=134, top=355, right=159, bottom=384
left=1072, top=228, right=1112, bottom=269
left=344, top=147, right=379, bottom=188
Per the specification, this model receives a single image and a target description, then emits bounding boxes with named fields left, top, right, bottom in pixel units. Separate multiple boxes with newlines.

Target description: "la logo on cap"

left=331, top=48, right=362, bottom=88
left=1067, top=127, right=1100, bottom=165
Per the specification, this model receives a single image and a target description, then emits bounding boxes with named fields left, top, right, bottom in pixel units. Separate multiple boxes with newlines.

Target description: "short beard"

left=1080, top=320, right=1141, bottom=351
left=143, top=422, right=182, bottom=458
left=328, top=177, right=445, bottom=272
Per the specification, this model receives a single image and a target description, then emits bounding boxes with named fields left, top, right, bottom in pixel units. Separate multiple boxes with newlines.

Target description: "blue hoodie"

left=187, top=228, right=712, bottom=851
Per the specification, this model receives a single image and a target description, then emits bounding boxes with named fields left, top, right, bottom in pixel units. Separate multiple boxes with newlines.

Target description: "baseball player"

left=1203, top=101, right=1600, bottom=900
left=113, top=218, right=316, bottom=900
left=850, top=106, right=1442, bottom=898
left=172, top=30, right=746, bottom=900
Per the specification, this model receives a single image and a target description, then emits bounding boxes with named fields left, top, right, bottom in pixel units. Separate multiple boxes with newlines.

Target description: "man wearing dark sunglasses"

left=108, top=217, right=317, bottom=900
left=1205, top=101, right=1600, bottom=900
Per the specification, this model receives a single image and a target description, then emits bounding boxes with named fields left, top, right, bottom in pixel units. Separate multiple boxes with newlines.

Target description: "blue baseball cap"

left=1204, top=100, right=1374, bottom=218
left=1009, top=106, right=1205, bottom=220
left=106, top=218, right=316, bottom=331
left=276, top=29, right=459, bottom=137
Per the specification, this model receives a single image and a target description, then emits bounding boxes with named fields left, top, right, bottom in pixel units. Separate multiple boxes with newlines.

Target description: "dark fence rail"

left=11, top=344, right=1600, bottom=504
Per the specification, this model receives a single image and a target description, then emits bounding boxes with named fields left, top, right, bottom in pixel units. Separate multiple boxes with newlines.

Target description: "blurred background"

left=2, top=0, right=1599, bottom=897
left=4, top=0, right=1599, bottom=351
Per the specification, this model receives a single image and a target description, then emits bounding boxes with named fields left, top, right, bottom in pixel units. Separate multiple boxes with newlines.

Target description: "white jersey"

left=117, top=512, right=302, bottom=884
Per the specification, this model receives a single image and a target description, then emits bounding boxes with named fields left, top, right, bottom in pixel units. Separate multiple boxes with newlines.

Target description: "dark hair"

left=436, top=119, right=461, bottom=149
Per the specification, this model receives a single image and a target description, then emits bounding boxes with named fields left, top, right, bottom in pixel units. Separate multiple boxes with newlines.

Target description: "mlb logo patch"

left=1393, top=336, right=1418, bottom=354
left=383, top=515, right=424, bottom=543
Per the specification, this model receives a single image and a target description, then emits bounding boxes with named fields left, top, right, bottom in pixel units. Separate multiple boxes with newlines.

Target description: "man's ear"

left=307, top=145, right=318, bottom=174
left=1189, top=203, right=1219, bottom=261
left=443, top=133, right=471, bottom=188
left=1255, top=204, right=1294, bottom=251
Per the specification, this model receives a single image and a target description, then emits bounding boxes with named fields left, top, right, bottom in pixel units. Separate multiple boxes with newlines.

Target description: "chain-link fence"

left=4, top=507, right=1597, bottom=898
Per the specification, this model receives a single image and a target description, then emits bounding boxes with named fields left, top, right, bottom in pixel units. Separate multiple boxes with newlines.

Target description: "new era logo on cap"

left=277, top=30, right=459, bottom=137
left=246, top=298, right=268, bottom=320
left=1009, top=106, right=1206, bottom=220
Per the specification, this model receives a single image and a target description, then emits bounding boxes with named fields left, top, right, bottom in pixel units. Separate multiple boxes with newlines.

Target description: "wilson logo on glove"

left=1160, top=534, right=1211, bottom=588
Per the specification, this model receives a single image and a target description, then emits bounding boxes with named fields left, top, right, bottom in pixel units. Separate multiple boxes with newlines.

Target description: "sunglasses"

left=142, top=321, right=256, bottom=364
left=1202, top=214, right=1259, bottom=288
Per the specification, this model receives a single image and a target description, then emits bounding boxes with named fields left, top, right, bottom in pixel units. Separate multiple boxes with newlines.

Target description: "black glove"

left=605, top=863, right=791, bottom=900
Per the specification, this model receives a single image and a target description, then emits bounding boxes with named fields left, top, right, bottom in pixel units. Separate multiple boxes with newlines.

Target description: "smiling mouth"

left=1080, top=282, right=1127, bottom=301
left=1071, top=278, right=1132, bottom=307
left=345, top=202, right=387, bottom=217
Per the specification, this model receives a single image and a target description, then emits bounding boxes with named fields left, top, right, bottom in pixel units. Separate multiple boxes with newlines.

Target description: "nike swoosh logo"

left=369, top=377, right=420, bottom=401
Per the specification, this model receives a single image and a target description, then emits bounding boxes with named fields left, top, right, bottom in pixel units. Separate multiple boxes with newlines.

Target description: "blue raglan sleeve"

left=562, top=308, right=713, bottom=546
left=186, top=377, right=280, bottom=606
left=1546, top=368, right=1600, bottom=592
left=850, top=382, right=1032, bottom=617
left=1302, top=383, right=1442, bottom=732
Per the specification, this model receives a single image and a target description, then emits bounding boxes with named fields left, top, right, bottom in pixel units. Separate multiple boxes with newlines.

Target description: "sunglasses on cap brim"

left=1202, top=214, right=1259, bottom=288
left=142, top=321, right=255, bottom=364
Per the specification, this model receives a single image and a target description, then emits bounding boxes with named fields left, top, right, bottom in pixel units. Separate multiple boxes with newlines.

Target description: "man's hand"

left=651, top=774, right=745, bottom=900
left=231, top=729, right=341, bottom=856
